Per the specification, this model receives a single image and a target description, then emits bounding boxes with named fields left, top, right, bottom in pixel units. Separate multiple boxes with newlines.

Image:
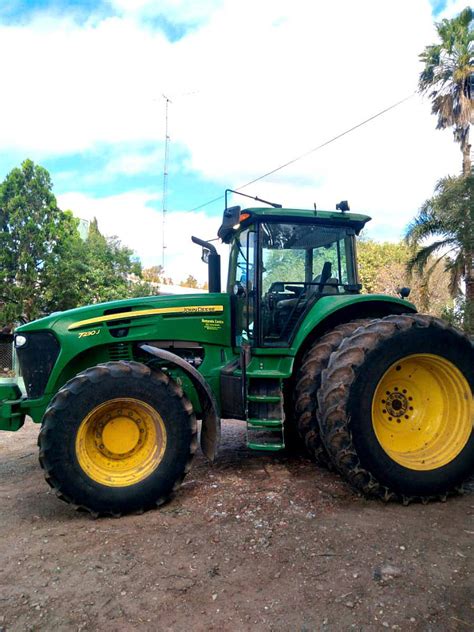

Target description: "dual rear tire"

left=295, top=314, right=474, bottom=501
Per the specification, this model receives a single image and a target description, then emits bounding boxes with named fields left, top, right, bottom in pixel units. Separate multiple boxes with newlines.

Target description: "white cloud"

left=105, top=149, right=162, bottom=176
left=437, top=0, right=471, bottom=19
left=57, top=191, right=229, bottom=284
left=108, top=0, right=222, bottom=23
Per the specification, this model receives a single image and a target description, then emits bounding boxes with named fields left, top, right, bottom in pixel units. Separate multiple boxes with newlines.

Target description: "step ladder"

left=246, top=376, right=285, bottom=451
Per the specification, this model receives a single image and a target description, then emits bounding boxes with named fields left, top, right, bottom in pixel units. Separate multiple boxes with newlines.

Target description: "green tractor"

left=1, top=197, right=473, bottom=515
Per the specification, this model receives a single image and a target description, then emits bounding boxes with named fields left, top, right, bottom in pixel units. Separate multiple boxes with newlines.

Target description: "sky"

left=0, top=0, right=469, bottom=284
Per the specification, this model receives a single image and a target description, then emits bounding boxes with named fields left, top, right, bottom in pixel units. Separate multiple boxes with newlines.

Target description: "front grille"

left=0, top=333, right=13, bottom=374
left=108, top=343, right=133, bottom=361
left=16, top=332, right=60, bottom=398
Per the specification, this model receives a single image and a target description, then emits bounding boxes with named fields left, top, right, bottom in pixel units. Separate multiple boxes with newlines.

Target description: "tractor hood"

left=12, top=292, right=231, bottom=423
left=16, top=293, right=228, bottom=339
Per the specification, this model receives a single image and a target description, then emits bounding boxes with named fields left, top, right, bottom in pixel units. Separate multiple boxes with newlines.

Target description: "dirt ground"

left=0, top=420, right=472, bottom=632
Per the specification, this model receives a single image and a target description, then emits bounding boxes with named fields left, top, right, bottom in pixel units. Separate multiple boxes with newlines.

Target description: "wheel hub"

left=384, top=391, right=408, bottom=418
left=94, top=410, right=146, bottom=459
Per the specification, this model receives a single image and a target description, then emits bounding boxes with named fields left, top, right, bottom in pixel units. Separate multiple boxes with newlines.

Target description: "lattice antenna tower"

left=162, top=95, right=172, bottom=269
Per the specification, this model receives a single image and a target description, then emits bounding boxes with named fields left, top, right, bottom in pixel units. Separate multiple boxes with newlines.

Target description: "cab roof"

left=241, top=207, right=371, bottom=232
left=217, top=204, right=372, bottom=243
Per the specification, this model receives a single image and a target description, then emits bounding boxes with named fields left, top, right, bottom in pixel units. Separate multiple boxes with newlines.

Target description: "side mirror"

left=218, top=205, right=241, bottom=243
left=398, top=287, right=411, bottom=298
left=201, top=248, right=210, bottom=264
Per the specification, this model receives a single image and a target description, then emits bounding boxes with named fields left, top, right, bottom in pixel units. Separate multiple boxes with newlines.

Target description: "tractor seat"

left=276, top=275, right=339, bottom=309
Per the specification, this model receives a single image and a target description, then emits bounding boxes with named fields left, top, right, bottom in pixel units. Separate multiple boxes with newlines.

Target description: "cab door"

left=230, top=228, right=257, bottom=349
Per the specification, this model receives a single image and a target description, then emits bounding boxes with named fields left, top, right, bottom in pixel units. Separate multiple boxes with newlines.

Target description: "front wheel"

left=39, top=361, right=197, bottom=516
left=318, top=314, right=474, bottom=501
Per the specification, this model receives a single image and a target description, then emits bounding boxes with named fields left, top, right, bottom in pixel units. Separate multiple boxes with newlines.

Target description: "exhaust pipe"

left=191, top=236, right=221, bottom=293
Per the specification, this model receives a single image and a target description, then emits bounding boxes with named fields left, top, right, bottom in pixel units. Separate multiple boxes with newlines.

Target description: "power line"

left=190, top=93, right=416, bottom=211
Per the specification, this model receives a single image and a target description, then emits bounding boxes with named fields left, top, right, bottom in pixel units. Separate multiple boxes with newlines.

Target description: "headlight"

left=14, top=335, right=27, bottom=348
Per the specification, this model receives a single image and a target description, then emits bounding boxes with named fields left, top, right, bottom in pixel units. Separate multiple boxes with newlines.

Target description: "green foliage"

left=405, top=174, right=474, bottom=332
left=142, top=265, right=165, bottom=284
left=358, top=240, right=410, bottom=294
left=180, top=275, right=199, bottom=288
left=0, top=160, right=153, bottom=323
left=441, top=299, right=466, bottom=330
left=79, top=219, right=141, bottom=304
left=358, top=239, right=453, bottom=317
left=0, top=160, right=73, bottom=322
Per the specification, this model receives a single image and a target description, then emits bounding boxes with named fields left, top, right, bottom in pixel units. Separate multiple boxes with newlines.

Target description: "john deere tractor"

left=1, top=197, right=473, bottom=515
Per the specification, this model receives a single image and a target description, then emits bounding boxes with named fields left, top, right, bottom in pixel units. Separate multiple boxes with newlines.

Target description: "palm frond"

left=445, top=251, right=465, bottom=297
left=405, top=203, right=444, bottom=245
left=406, top=238, right=457, bottom=275
left=418, top=7, right=473, bottom=150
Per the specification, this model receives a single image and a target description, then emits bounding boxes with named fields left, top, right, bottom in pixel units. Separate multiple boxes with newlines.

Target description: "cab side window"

left=260, top=222, right=351, bottom=344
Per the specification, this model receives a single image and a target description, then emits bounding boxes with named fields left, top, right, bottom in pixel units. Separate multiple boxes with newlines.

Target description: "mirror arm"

left=191, top=236, right=217, bottom=255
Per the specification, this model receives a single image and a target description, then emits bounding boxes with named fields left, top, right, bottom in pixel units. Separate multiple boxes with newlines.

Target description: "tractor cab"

left=219, top=203, right=370, bottom=346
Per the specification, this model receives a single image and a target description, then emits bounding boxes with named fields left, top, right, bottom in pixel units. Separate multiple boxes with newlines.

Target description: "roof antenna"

left=161, top=95, right=172, bottom=268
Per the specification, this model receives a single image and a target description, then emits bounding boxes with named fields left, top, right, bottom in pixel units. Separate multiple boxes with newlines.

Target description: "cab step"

left=247, top=418, right=283, bottom=428
left=247, top=394, right=281, bottom=403
left=246, top=376, right=285, bottom=451
left=247, top=442, right=285, bottom=451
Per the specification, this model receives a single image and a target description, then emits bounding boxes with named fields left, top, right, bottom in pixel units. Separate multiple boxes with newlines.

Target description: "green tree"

left=142, top=265, right=164, bottom=284
left=43, top=217, right=154, bottom=309
left=405, top=175, right=474, bottom=332
left=75, top=219, right=154, bottom=304
left=41, top=211, right=93, bottom=313
left=419, top=7, right=473, bottom=176
left=0, top=159, right=75, bottom=322
left=82, top=219, right=134, bottom=303
left=0, top=161, right=153, bottom=323
left=180, top=275, right=199, bottom=288
left=358, top=240, right=410, bottom=294
left=413, top=7, right=473, bottom=330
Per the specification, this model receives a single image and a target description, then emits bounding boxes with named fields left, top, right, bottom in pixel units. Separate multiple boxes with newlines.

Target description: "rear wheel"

left=317, top=314, right=474, bottom=501
left=39, top=361, right=197, bottom=516
left=294, top=319, right=371, bottom=466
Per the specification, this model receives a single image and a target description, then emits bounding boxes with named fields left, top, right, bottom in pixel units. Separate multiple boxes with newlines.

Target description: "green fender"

left=291, top=294, right=416, bottom=355
left=139, top=344, right=221, bottom=461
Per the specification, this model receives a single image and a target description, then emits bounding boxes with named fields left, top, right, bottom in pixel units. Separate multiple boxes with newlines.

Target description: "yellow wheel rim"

left=372, top=354, right=473, bottom=471
left=75, top=398, right=167, bottom=487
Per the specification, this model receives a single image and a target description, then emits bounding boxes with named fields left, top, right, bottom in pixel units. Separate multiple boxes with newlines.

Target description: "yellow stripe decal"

left=68, top=305, right=224, bottom=331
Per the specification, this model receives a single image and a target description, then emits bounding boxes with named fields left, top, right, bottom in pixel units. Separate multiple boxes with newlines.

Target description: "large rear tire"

left=294, top=319, right=371, bottom=466
left=317, top=314, right=474, bottom=501
left=39, top=361, right=197, bottom=516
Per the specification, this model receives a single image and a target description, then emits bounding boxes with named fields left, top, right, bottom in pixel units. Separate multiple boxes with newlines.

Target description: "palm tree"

left=406, top=174, right=474, bottom=333
left=419, top=7, right=473, bottom=176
